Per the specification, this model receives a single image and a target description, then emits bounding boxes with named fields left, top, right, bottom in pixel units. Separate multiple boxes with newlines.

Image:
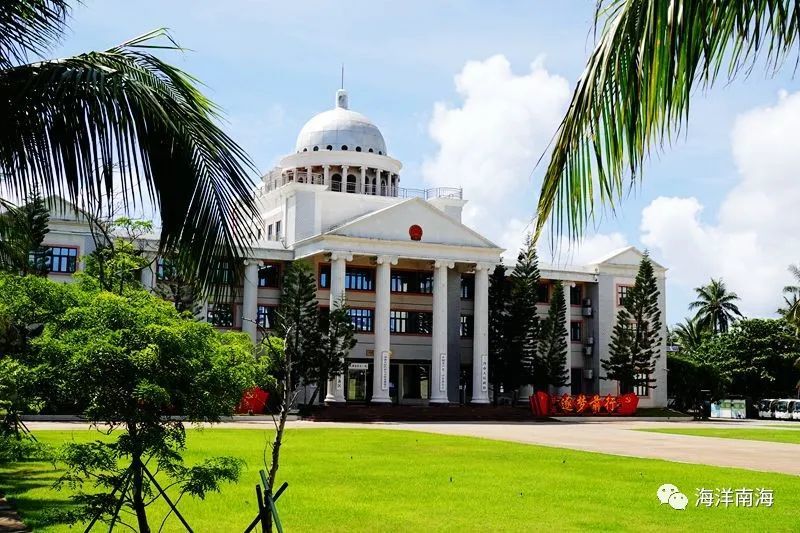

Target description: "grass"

left=1, top=428, right=799, bottom=532
left=641, top=427, right=800, bottom=445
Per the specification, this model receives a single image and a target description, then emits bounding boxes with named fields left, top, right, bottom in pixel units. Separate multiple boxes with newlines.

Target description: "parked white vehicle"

left=793, top=401, right=800, bottom=421
left=758, top=399, right=775, bottom=419
left=773, top=399, right=793, bottom=420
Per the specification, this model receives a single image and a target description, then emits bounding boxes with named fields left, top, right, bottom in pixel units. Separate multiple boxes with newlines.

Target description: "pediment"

left=326, top=198, right=499, bottom=249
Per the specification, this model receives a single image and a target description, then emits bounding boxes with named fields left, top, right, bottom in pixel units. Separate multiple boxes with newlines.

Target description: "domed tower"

left=261, top=89, right=403, bottom=196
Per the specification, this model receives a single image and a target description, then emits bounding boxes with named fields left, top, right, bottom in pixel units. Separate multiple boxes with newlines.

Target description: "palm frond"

left=0, top=29, right=260, bottom=294
left=0, top=0, right=69, bottom=68
left=535, top=0, right=800, bottom=241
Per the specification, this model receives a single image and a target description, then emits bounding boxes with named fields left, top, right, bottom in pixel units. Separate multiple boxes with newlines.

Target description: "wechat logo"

left=657, top=484, right=688, bottom=510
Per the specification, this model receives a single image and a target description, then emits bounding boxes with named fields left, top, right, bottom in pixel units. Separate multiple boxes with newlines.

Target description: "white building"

left=36, top=89, right=668, bottom=407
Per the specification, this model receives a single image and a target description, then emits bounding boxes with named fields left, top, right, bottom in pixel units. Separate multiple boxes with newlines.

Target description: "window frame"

left=460, top=275, right=475, bottom=300
left=616, top=284, right=634, bottom=306
left=256, top=304, right=278, bottom=330
left=460, top=314, right=474, bottom=338
left=207, top=303, right=235, bottom=328
left=570, top=320, right=583, bottom=343
left=347, top=307, right=375, bottom=333
left=536, top=282, right=550, bottom=304
left=569, top=284, right=582, bottom=306
left=30, top=245, right=79, bottom=274
left=257, top=262, right=282, bottom=289
left=318, top=263, right=376, bottom=292
left=390, top=269, right=434, bottom=295
left=389, top=309, right=433, bottom=336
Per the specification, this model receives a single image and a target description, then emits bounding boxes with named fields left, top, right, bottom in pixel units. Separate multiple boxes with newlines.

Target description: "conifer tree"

left=488, top=263, right=511, bottom=403
left=601, top=253, right=662, bottom=393
left=538, top=281, right=570, bottom=390
left=509, top=235, right=541, bottom=389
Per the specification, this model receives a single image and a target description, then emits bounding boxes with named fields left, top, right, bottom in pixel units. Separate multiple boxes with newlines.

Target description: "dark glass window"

left=536, top=283, right=550, bottom=303
left=570, top=321, right=582, bottom=342
left=30, top=246, right=78, bottom=273
left=460, top=315, right=474, bottom=338
left=634, top=373, right=649, bottom=397
left=257, top=305, right=277, bottom=329
left=258, top=263, right=281, bottom=288
left=318, top=265, right=375, bottom=291
left=347, top=308, right=374, bottom=332
left=207, top=303, right=234, bottom=327
left=156, top=257, right=177, bottom=281
left=460, top=275, right=474, bottom=299
left=213, top=262, right=234, bottom=285
left=617, top=285, right=632, bottom=306
left=390, top=310, right=432, bottom=335
left=391, top=271, right=434, bottom=294
left=275, top=221, right=282, bottom=239
left=570, top=284, right=582, bottom=304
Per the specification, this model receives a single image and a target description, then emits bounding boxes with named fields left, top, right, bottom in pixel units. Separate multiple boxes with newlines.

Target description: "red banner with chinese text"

left=530, top=392, right=638, bottom=416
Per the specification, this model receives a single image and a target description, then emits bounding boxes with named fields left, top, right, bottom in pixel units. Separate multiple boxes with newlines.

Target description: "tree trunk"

left=131, top=455, right=150, bottom=533
left=265, top=353, right=292, bottom=531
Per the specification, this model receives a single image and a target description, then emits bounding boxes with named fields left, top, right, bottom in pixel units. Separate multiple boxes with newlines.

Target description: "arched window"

left=341, top=145, right=348, bottom=150
left=378, top=151, right=383, bottom=155
left=370, top=176, right=377, bottom=195
left=346, top=174, right=357, bottom=193
left=381, top=178, right=388, bottom=196
left=355, top=146, right=362, bottom=152
left=313, top=146, right=319, bottom=151
left=303, top=148, right=308, bottom=152
left=331, top=173, right=343, bottom=192
left=326, top=145, right=333, bottom=150
left=368, top=148, right=374, bottom=153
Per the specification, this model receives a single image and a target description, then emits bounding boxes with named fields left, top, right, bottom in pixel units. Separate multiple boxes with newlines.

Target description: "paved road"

left=27, top=419, right=800, bottom=476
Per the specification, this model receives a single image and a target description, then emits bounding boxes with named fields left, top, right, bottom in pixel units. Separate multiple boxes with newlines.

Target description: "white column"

left=471, top=263, right=491, bottom=404
left=323, top=165, right=330, bottom=187
left=374, top=169, right=381, bottom=196
left=372, top=255, right=397, bottom=403
left=307, top=166, right=314, bottom=184
left=560, top=282, right=575, bottom=396
left=360, top=166, right=367, bottom=194
left=325, top=252, right=352, bottom=403
left=341, top=165, right=349, bottom=193
left=242, top=260, right=260, bottom=342
left=430, top=260, right=454, bottom=404
left=140, top=259, right=157, bottom=291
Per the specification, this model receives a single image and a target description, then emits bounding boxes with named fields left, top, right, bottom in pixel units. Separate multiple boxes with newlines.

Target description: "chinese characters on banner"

left=529, top=391, right=639, bottom=416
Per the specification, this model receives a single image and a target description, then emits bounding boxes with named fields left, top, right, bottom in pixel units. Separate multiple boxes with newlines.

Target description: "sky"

left=47, top=0, right=800, bottom=324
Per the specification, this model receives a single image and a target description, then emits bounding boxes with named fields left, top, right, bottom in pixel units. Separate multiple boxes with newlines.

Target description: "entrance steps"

left=302, top=404, right=543, bottom=422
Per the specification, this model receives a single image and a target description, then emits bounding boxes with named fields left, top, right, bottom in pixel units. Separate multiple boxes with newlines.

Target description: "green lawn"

left=641, top=427, right=800, bottom=445
left=2, top=428, right=799, bottom=532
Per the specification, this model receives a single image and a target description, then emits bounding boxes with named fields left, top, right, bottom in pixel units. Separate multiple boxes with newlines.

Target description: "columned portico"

left=471, top=263, right=491, bottom=404
left=242, top=260, right=260, bottom=342
left=430, top=260, right=454, bottom=404
left=371, top=255, right=397, bottom=403
left=325, top=252, right=352, bottom=403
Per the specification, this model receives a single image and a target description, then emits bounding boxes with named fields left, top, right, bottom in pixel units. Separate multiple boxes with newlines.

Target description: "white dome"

left=294, top=90, right=387, bottom=155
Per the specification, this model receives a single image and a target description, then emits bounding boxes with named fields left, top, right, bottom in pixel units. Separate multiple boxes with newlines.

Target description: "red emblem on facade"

left=409, top=224, right=423, bottom=241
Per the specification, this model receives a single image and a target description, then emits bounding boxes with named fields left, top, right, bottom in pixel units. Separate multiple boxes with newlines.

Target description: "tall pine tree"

left=601, top=253, right=662, bottom=393
left=488, top=263, right=511, bottom=403
left=538, top=281, right=570, bottom=391
left=508, top=235, right=541, bottom=390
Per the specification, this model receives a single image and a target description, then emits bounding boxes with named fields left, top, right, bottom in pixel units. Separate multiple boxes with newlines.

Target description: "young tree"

left=488, top=263, right=511, bottom=404
left=35, top=284, right=258, bottom=532
left=601, top=253, right=663, bottom=394
left=0, top=188, right=50, bottom=275
left=84, top=215, right=153, bottom=294
left=508, top=235, right=541, bottom=391
left=537, top=281, right=569, bottom=391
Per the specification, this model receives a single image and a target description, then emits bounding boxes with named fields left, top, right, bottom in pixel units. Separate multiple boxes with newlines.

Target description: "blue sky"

left=51, top=1, right=800, bottom=324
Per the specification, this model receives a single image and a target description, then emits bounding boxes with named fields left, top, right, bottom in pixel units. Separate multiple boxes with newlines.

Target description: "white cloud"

left=422, top=54, right=623, bottom=265
left=641, top=90, right=800, bottom=317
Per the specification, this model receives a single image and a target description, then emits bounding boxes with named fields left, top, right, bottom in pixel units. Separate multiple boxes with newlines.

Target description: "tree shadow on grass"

left=0, top=461, right=79, bottom=530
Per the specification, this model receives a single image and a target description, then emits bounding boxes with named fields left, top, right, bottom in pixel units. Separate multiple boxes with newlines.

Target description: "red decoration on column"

left=409, top=224, right=423, bottom=241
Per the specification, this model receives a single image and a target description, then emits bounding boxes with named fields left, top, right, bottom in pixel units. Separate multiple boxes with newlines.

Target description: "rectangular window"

left=213, top=262, right=234, bottom=285
left=267, top=224, right=273, bottom=241
left=570, top=321, right=582, bottom=342
left=275, top=221, right=282, bottom=239
left=461, top=275, right=474, bottom=299
left=156, top=257, right=177, bottom=281
left=347, top=308, right=374, bottom=332
left=207, top=303, right=234, bottom=328
left=258, top=263, right=281, bottom=288
left=460, top=315, right=474, bottom=338
left=391, top=270, right=434, bottom=294
left=634, top=373, right=649, bottom=397
left=389, top=310, right=432, bottom=335
left=318, top=265, right=375, bottom=291
left=30, top=246, right=79, bottom=274
left=536, top=282, right=550, bottom=303
left=570, top=284, right=582, bottom=305
left=257, top=305, right=277, bottom=329
left=617, top=285, right=632, bottom=306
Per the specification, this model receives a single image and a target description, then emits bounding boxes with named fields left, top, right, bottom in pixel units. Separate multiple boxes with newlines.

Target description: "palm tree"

left=779, top=264, right=800, bottom=333
left=689, top=279, right=743, bottom=334
left=534, top=1, right=800, bottom=240
left=671, top=317, right=706, bottom=351
left=0, top=1, right=258, bottom=290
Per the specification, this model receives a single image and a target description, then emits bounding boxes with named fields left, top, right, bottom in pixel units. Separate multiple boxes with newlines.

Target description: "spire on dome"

left=336, top=88, right=348, bottom=109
